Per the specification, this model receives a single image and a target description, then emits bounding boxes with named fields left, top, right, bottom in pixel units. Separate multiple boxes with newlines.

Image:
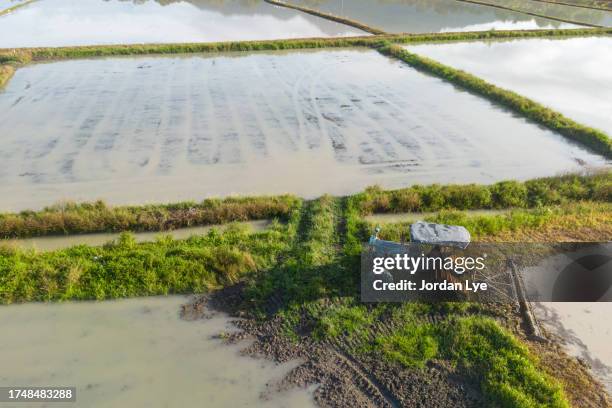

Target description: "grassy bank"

left=354, top=171, right=612, bottom=215
left=0, top=220, right=296, bottom=304
left=368, top=201, right=612, bottom=242
left=380, top=44, right=612, bottom=158
left=0, top=64, right=14, bottom=88
left=0, top=0, right=37, bottom=16
left=264, top=0, right=386, bottom=35
left=2, top=172, right=608, bottom=239
left=0, top=195, right=301, bottom=239
left=1, top=28, right=610, bottom=64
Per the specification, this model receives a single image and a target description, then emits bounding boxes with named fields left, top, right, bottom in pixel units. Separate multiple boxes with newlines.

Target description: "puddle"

left=407, top=37, right=612, bottom=136
left=0, top=0, right=365, bottom=48
left=1, top=220, right=271, bottom=252
left=0, top=296, right=315, bottom=407
left=0, top=49, right=607, bottom=212
left=364, top=209, right=508, bottom=224
left=535, top=302, right=612, bottom=393
left=289, top=0, right=580, bottom=33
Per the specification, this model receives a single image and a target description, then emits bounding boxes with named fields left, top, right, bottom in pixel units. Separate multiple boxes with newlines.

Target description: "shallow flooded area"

left=290, top=0, right=579, bottom=33
left=407, top=37, right=612, bottom=136
left=0, top=49, right=606, bottom=211
left=536, top=302, right=612, bottom=393
left=1, top=220, right=271, bottom=252
left=0, top=296, right=315, bottom=407
left=0, top=0, right=364, bottom=48
left=481, top=0, right=612, bottom=27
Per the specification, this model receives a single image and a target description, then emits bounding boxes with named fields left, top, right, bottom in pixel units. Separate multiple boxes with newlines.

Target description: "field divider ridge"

left=452, top=0, right=606, bottom=27
left=263, top=0, right=387, bottom=35
left=378, top=43, right=612, bottom=158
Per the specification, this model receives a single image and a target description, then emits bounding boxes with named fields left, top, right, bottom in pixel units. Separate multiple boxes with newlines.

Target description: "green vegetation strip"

left=380, top=44, right=612, bottom=158
left=1, top=28, right=610, bottom=64
left=0, top=223, right=291, bottom=303
left=0, top=0, right=37, bottom=16
left=453, top=0, right=605, bottom=27
left=0, top=64, right=14, bottom=88
left=526, top=0, right=612, bottom=11
left=0, top=195, right=301, bottom=239
left=354, top=172, right=611, bottom=215
left=264, top=0, right=386, bottom=35
left=368, top=201, right=612, bottom=241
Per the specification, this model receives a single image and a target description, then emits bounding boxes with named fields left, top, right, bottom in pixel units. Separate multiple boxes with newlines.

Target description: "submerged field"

left=290, top=0, right=582, bottom=32
left=0, top=0, right=365, bottom=48
left=1, top=1, right=612, bottom=406
left=0, top=49, right=606, bottom=211
left=408, top=36, right=612, bottom=135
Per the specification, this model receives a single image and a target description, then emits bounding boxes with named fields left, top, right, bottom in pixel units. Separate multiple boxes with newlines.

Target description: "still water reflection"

left=0, top=0, right=365, bottom=48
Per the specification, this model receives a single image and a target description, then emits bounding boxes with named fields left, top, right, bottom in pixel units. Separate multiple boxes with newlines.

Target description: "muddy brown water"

left=0, top=0, right=365, bottom=48
left=0, top=296, right=316, bottom=407
left=1, top=220, right=271, bottom=252
left=407, top=37, right=612, bottom=136
left=0, top=49, right=607, bottom=212
left=290, top=0, right=581, bottom=32
left=535, top=302, right=612, bottom=393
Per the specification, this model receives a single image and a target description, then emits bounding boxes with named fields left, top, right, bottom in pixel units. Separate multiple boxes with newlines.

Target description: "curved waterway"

left=0, top=0, right=364, bottom=48
left=0, top=296, right=315, bottom=407
left=407, top=37, right=612, bottom=136
left=290, top=0, right=580, bottom=32
left=0, top=49, right=606, bottom=212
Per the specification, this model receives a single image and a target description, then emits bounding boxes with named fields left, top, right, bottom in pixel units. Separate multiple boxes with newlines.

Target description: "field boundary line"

left=263, top=0, right=387, bottom=35
left=453, top=0, right=606, bottom=27
left=0, top=0, right=38, bottom=17
left=526, top=0, right=612, bottom=11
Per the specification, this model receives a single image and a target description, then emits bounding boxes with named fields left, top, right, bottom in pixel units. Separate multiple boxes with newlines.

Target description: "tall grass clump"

left=380, top=44, right=612, bottom=158
left=0, top=195, right=301, bottom=238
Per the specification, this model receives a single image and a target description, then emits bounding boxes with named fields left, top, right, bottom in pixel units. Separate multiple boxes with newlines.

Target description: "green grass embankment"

left=0, top=64, right=14, bottom=88
left=380, top=44, right=612, bottom=158
left=0, top=222, right=291, bottom=303
left=1, top=28, right=609, bottom=64
left=354, top=171, right=612, bottom=215
left=0, top=195, right=301, bottom=239
left=0, top=0, right=37, bottom=16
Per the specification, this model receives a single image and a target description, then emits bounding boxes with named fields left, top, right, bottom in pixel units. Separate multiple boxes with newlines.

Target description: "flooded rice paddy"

left=0, top=0, right=364, bottom=48
left=0, top=49, right=606, bottom=211
left=1, top=220, right=271, bottom=252
left=479, top=0, right=612, bottom=27
left=407, top=37, right=612, bottom=136
left=0, top=296, right=315, bottom=407
left=290, top=0, right=580, bottom=33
